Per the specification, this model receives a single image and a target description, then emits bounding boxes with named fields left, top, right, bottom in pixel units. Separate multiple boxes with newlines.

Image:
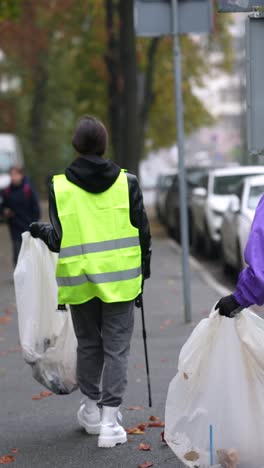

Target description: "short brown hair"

left=72, top=116, right=108, bottom=156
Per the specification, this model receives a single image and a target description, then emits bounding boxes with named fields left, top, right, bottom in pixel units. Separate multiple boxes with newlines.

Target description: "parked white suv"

left=0, top=134, right=24, bottom=213
left=191, top=166, right=264, bottom=257
left=221, top=175, right=264, bottom=271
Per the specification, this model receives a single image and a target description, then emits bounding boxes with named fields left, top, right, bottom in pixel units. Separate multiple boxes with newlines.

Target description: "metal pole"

left=171, top=0, right=192, bottom=322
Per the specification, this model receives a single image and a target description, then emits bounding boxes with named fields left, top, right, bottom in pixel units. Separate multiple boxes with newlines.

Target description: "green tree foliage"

left=0, top=0, right=21, bottom=21
left=0, top=0, right=233, bottom=186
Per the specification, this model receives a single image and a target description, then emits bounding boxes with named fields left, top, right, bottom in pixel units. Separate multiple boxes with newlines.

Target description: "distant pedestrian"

left=2, top=166, right=40, bottom=265
left=29, top=116, right=151, bottom=448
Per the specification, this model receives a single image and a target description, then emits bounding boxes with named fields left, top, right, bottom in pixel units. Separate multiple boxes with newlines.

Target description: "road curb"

left=168, top=239, right=232, bottom=297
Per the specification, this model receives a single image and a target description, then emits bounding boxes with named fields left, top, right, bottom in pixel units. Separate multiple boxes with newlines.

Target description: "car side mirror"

left=229, top=195, right=240, bottom=214
left=192, top=187, right=207, bottom=198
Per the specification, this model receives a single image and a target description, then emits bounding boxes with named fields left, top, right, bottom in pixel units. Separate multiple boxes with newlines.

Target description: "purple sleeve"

left=234, top=194, right=264, bottom=307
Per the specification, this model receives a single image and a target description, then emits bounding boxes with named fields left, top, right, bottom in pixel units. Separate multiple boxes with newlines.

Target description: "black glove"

left=29, top=222, right=41, bottom=238
left=215, top=294, right=242, bottom=318
left=135, top=294, right=143, bottom=309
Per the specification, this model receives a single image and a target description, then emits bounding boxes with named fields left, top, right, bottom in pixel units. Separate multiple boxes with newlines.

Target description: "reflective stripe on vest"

left=53, top=171, right=142, bottom=305
left=57, top=266, right=142, bottom=287
left=59, top=236, right=139, bottom=259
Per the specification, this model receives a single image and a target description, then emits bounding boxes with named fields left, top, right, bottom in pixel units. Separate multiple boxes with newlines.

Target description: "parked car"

left=165, top=166, right=212, bottom=242
left=155, top=170, right=177, bottom=223
left=191, top=166, right=264, bottom=257
left=0, top=134, right=24, bottom=212
left=221, top=175, right=264, bottom=271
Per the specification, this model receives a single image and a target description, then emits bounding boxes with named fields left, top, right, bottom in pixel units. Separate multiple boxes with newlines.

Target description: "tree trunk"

left=138, top=38, right=160, bottom=163
left=104, top=0, right=122, bottom=165
left=30, top=56, right=48, bottom=159
left=119, top=0, right=138, bottom=174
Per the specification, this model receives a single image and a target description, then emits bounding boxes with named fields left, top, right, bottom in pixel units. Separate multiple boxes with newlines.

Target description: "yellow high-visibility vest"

left=54, top=170, right=142, bottom=305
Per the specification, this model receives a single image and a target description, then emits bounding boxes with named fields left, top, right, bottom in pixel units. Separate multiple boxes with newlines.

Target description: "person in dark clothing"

left=29, top=116, right=151, bottom=448
left=2, top=166, right=40, bottom=265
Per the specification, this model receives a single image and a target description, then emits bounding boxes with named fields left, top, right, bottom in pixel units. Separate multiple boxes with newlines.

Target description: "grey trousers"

left=70, top=298, right=134, bottom=407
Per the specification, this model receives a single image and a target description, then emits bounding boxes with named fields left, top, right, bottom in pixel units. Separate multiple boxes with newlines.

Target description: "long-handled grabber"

left=140, top=296, right=152, bottom=408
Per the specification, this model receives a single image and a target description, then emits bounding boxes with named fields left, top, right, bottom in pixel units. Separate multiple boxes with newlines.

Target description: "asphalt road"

left=0, top=217, right=242, bottom=468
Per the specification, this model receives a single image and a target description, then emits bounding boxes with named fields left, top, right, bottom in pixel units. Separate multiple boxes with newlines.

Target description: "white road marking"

left=168, top=239, right=232, bottom=297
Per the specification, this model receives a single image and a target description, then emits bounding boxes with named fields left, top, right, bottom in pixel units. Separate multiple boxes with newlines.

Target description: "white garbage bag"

left=14, top=232, right=78, bottom=395
left=165, top=308, right=264, bottom=468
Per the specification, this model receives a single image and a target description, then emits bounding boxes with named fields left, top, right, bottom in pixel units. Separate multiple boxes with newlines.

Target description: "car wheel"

left=222, top=241, right=233, bottom=274
left=191, top=219, right=203, bottom=253
left=204, top=224, right=218, bottom=258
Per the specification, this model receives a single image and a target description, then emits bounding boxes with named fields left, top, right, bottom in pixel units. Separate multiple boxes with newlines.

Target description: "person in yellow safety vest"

left=29, top=116, right=152, bottom=448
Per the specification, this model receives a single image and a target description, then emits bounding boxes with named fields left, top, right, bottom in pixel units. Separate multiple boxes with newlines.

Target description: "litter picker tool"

left=140, top=295, right=152, bottom=408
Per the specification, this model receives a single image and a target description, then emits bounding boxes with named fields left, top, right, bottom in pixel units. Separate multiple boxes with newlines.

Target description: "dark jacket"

left=36, top=155, right=151, bottom=279
left=2, top=177, right=40, bottom=240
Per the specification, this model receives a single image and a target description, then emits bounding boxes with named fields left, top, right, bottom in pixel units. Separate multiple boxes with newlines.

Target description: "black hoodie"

left=35, top=155, right=151, bottom=279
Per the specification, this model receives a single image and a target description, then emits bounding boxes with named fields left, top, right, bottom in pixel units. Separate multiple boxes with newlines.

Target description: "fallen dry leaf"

left=127, top=406, right=144, bottom=411
left=126, top=427, right=145, bottom=435
left=0, top=455, right=16, bottom=464
left=149, top=416, right=160, bottom=422
left=137, top=424, right=147, bottom=431
left=217, top=449, right=239, bottom=468
left=138, top=443, right=151, bottom=451
left=138, top=462, right=153, bottom=468
left=40, top=391, right=52, bottom=398
left=32, top=395, right=43, bottom=401
left=148, top=421, right=165, bottom=428
left=184, top=451, right=200, bottom=462
left=4, top=309, right=13, bottom=315
left=7, top=348, right=21, bottom=354
left=183, top=372, right=189, bottom=380
left=0, top=317, right=12, bottom=325
left=164, top=320, right=172, bottom=326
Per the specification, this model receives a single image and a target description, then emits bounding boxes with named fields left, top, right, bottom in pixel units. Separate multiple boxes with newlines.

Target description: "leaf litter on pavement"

left=32, top=391, right=53, bottom=401
left=0, top=455, right=16, bottom=464
left=0, top=447, right=19, bottom=464
left=127, top=405, right=144, bottom=411
left=138, top=462, right=153, bottom=468
left=138, top=443, right=151, bottom=451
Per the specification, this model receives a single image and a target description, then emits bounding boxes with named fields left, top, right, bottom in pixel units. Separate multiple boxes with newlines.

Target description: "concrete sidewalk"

left=0, top=223, right=223, bottom=468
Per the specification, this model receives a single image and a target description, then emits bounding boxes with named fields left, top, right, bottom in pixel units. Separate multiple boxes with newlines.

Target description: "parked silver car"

left=191, top=166, right=264, bottom=257
left=155, top=170, right=177, bottom=223
left=221, top=175, right=264, bottom=271
left=0, top=134, right=24, bottom=213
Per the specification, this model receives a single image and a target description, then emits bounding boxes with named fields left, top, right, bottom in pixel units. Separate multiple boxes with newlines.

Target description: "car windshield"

left=157, top=174, right=175, bottom=189
left=248, top=185, right=264, bottom=210
left=187, top=169, right=208, bottom=188
left=213, top=174, right=263, bottom=195
left=0, top=151, right=11, bottom=173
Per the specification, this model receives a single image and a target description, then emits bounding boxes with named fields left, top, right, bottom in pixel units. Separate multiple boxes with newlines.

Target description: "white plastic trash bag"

left=165, top=308, right=264, bottom=468
left=14, top=232, right=78, bottom=395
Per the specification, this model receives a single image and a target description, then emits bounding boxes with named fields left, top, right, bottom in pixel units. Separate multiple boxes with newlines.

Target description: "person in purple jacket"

left=216, top=194, right=264, bottom=316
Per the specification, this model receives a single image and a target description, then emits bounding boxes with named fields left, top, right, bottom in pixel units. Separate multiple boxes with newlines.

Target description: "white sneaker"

left=98, top=406, right=127, bottom=448
left=77, top=396, right=101, bottom=435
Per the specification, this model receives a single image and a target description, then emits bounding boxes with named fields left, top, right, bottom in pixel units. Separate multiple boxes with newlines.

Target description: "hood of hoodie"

left=65, top=155, right=121, bottom=193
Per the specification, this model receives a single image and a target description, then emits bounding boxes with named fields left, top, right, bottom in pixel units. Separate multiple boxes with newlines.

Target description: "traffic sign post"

left=135, top=0, right=213, bottom=36
left=217, top=1, right=264, bottom=157
left=171, top=0, right=192, bottom=323
left=135, top=0, right=213, bottom=323
left=246, top=14, right=264, bottom=156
